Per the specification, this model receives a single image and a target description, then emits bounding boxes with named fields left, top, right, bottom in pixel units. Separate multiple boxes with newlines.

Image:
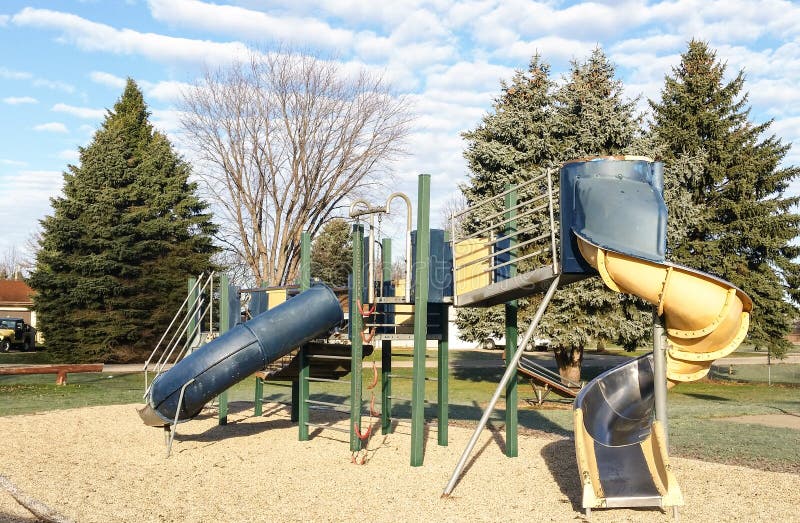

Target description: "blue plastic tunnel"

left=140, top=284, right=343, bottom=426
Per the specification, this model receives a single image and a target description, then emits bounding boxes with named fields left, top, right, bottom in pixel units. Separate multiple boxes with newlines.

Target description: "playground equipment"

left=136, top=155, right=751, bottom=518
left=442, top=156, right=752, bottom=518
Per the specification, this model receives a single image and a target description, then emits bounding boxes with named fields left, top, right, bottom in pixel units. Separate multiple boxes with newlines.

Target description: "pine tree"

left=455, top=56, right=558, bottom=344
left=29, top=79, right=217, bottom=362
left=310, top=219, right=352, bottom=287
left=538, top=47, right=652, bottom=380
left=650, top=40, right=800, bottom=357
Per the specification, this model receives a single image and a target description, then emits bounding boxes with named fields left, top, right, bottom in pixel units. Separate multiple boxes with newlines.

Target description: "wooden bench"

left=0, top=364, right=104, bottom=385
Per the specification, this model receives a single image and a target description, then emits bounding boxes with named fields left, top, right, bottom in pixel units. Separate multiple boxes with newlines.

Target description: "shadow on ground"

left=540, top=438, right=582, bottom=512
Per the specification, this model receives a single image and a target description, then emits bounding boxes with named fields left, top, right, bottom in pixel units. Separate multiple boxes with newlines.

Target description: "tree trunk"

left=552, top=345, right=583, bottom=384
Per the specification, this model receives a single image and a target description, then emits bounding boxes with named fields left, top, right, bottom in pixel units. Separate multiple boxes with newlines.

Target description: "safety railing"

left=142, top=271, right=216, bottom=396
left=450, top=170, right=559, bottom=305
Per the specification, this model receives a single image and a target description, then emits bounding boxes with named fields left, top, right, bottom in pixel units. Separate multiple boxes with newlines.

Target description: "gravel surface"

left=1, top=403, right=798, bottom=522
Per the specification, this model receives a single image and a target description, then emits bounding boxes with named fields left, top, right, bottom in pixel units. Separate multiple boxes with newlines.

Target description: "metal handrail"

left=144, top=272, right=216, bottom=396
left=451, top=172, right=546, bottom=219
left=458, top=202, right=549, bottom=243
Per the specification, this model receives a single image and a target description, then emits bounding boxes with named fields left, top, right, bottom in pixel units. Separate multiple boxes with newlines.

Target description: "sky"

left=1, top=0, right=799, bottom=261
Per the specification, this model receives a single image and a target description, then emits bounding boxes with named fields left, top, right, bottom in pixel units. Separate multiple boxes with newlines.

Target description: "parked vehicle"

left=479, top=336, right=550, bottom=352
left=0, top=317, right=36, bottom=352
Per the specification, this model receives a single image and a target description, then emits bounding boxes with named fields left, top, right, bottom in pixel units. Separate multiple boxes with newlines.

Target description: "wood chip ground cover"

left=0, top=403, right=798, bottom=522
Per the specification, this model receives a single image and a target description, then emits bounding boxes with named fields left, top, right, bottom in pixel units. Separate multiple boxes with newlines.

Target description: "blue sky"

left=1, top=0, right=799, bottom=259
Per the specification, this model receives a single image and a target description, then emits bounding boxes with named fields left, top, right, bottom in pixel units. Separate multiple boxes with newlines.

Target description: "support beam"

left=218, top=274, right=230, bottom=425
left=411, top=174, right=431, bottom=466
left=652, top=308, right=668, bottom=446
left=504, top=185, right=518, bottom=457
left=298, top=232, right=311, bottom=438
left=438, top=302, right=449, bottom=446
left=350, top=224, right=365, bottom=452
left=381, top=238, right=393, bottom=435
left=443, top=275, right=560, bottom=496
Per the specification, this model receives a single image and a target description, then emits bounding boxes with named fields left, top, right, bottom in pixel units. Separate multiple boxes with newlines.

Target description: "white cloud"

left=503, top=36, right=596, bottom=65
left=52, top=103, right=105, bottom=119
left=90, top=71, right=126, bottom=88
left=140, top=80, right=193, bottom=103
left=32, top=77, right=75, bottom=93
left=0, top=14, right=8, bottom=26
left=34, top=122, right=69, bottom=133
left=3, top=96, right=38, bottom=105
left=0, top=67, right=32, bottom=80
left=151, top=109, right=186, bottom=133
left=12, top=7, right=253, bottom=66
left=148, top=0, right=355, bottom=50
left=0, top=170, right=65, bottom=248
left=0, top=159, right=27, bottom=167
left=57, top=149, right=80, bottom=162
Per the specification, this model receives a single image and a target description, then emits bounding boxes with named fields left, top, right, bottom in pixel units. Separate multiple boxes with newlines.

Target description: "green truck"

left=0, top=317, right=36, bottom=352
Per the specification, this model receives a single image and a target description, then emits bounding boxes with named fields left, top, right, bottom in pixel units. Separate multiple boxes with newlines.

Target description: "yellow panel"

left=454, top=239, right=491, bottom=296
left=393, top=279, right=414, bottom=333
left=267, top=289, right=287, bottom=310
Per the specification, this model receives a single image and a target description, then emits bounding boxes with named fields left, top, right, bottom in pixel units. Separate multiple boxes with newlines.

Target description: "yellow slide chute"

left=576, top=235, right=752, bottom=384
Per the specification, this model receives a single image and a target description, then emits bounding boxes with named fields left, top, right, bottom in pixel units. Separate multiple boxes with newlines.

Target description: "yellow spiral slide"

left=572, top=234, right=752, bottom=513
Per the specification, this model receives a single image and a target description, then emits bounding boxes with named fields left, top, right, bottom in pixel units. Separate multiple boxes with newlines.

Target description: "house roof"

left=0, top=280, right=34, bottom=306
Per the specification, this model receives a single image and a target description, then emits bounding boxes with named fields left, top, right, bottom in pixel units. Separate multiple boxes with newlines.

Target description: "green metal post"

left=187, top=276, right=198, bottom=351
left=297, top=232, right=311, bottom=438
left=438, top=302, right=449, bottom=446
left=350, top=224, right=365, bottom=451
left=504, top=185, right=518, bottom=457
left=380, top=238, right=393, bottom=435
left=254, top=377, right=263, bottom=416
left=218, top=274, right=230, bottom=426
left=411, top=174, right=431, bottom=466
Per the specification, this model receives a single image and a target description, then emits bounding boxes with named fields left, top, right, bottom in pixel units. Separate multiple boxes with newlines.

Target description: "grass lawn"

left=1, top=348, right=797, bottom=473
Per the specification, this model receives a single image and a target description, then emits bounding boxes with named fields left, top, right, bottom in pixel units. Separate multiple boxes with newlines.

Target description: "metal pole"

left=298, top=232, right=311, bottom=437
left=381, top=238, right=393, bottom=435
left=438, top=302, right=449, bottom=446
left=504, top=184, right=518, bottom=458
left=411, top=174, right=431, bottom=466
left=442, top=275, right=560, bottom=496
left=653, top=308, right=668, bottom=446
left=350, top=223, right=365, bottom=452
left=217, top=273, right=229, bottom=426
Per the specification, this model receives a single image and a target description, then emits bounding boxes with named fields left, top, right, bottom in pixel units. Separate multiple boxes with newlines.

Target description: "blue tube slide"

left=139, top=284, right=343, bottom=426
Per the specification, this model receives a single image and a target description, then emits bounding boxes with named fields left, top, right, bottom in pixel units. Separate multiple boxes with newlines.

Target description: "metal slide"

left=573, top=235, right=752, bottom=513
left=138, top=284, right=343, bottom=427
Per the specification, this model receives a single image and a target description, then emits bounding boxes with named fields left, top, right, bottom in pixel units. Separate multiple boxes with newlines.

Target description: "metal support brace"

left=653, top=308, right=668, bottom=446
left=442, top=275, right=560, bottom=496
left=166, top=378, right=196, bottom=458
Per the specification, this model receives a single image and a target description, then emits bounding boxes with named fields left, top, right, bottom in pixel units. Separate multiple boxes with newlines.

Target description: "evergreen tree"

left=455, top=56, right=558, bottom=344
left=538, top=48, right=652, bottom=380
left=29, top=79, right=217, bottom=362
left=650, top=40, right=800, bottom=357
left=310, top=219, right=352, bottom=287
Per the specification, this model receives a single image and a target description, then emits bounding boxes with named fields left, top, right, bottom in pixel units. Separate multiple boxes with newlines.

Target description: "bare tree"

left=180, top=50, right=411, bottom=286
left=440, top=189, right=468, bottom=237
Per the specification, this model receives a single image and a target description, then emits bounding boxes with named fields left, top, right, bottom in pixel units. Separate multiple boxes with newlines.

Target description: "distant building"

left=789, top=319, right=800, bottom=344
left=0, top=279, right=36, bottom=327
